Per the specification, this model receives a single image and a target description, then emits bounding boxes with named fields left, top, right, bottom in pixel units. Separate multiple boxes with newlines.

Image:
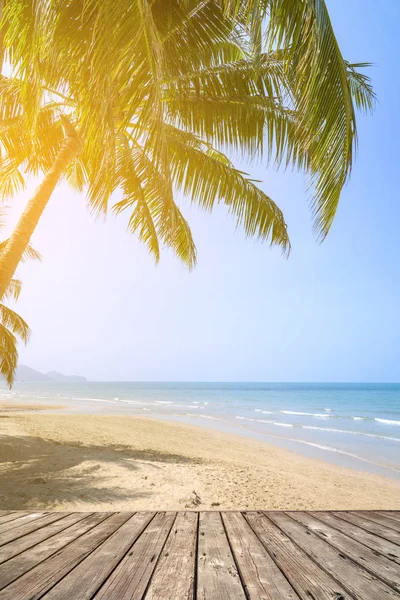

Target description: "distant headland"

left=15, top=365, right=88, bottom=383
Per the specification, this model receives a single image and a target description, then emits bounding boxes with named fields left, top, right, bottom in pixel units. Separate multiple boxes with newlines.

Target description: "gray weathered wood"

left=197, top=511, right=246, bottom=600
left=310, top=512, right=400, bottom=565
left=288, top=511, right=400, bottom=592
left=336, top=512, right=400, bottom=546
left=379, top=512, right=400, bottom=524
left=41, top=512, right=154, bottom=600
left=94, top=512, right=175, bottom=600
left=0, top=513, right=68, bottom=549
left=222, top=511, right=299, bottom=600
left=0, top=512, right=45, bottom=537
left=0, top=513, right=114, bottom=596
left=356, top=511, right=400, bottom=532
left=0, top=513, right=88, bottom=565
left=0, top=513, right=23, bottom=526
left=145, top=512, right=197, bottom=600
left=245, top=511, right=353, bottom=600
left=0, top=510, right=399, bottom=600
left=267, top=511, right=399, bottom=600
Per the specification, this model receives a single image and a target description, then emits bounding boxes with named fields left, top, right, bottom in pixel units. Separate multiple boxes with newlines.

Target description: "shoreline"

left=0, top=411, right=399, bottom=511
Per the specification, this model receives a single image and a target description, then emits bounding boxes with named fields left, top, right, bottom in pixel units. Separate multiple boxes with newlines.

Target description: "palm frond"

left=264, top=0, right=358, bottom=237
left=113, top=135, right=197, bottom=267
left=166, top=126, right=290, bottom=254
left=0, top=303, right=30, bottom=342
left=1, top=278, right=22, bottom=301
left=346, top=62, right=376, bottom=113
left=0, top=323, right=18, bottom=387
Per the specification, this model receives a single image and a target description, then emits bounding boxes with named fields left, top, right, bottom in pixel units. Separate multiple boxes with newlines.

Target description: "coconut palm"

left=0, top=0, right=375, bottom=300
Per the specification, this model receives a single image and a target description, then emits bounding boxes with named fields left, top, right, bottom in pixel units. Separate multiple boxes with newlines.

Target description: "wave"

left=119, top=400, right=147, bottom=405
left=72, top=397, right=118, bottom=404
left=196, top=415, right=225, bottom=422
left=236, top=416, right=294, bottom=428
left=281, top=410, right=329, bottom=418
left=353, top=417, right=364, bottom=420
left=376, top=418, right=400, bottom=426
left=233, top=422, right=400, bottom=474
left=303, top=425, right=400, bottom=443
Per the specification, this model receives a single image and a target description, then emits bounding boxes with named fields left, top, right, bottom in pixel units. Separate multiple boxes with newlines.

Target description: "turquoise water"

left=1, top=382, right=399, bottom=479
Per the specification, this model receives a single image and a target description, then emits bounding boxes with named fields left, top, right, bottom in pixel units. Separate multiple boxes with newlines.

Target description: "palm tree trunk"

left=0, top=130, right=83, bottom=298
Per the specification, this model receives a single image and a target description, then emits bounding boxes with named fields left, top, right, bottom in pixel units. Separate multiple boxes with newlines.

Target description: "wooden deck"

left=0, top=511, right=399, bottom=599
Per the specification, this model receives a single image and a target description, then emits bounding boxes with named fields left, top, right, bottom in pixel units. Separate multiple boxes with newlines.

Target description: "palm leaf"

left=166, top=126, right=290, bottom=254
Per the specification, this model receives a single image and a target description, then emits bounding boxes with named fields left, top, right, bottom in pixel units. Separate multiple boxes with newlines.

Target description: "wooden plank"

left=145, top=512, right=197, bottom=600
left=94, top=512, right=176, bottom=600
left=288, top=512, right=400, bottom=593
left=41, top=512, right=154, bottom=600
left=245, top=512, right=352, bottom=600
left=335, top=512, right=400, bottom=546
left=197, top=512, right=246, bottom=600
left=0, top=513, right=111, bottom=594
left=0, top=512, right=45, bottom=536
left=222, top=512, right=299, bottom=600
left=0, top=513, right=69, bottom=548
left=379, top=512, right=400, bottom=524
left=356, top=511, right=400, bottom=532
left=0, top=513, right=23, bottom=526
left=267, top=512, right=399, bottom=600
left=0, top=513, right=89, bottom=565
left=310, top=512, right=400, bottom=566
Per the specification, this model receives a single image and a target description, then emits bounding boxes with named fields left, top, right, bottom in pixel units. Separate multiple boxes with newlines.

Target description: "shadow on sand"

left=0, top=426, right=199, bottom=509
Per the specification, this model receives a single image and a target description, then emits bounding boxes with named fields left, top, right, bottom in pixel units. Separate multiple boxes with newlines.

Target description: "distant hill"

left=15, top=365, right=87, bottom=383
left=46, top=371, right=87, bottom=383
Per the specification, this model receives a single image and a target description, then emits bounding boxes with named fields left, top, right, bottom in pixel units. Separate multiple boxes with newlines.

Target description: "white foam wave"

left=273, top=422, right=293, bottom=428
left=281, top=410, right=329, bottom=418
left=119, top=400, right=147, bottom=405
left=376, top=418, right=400, bottom=426
left=233, top=422, right=400, bottom=474
left=72, top=397, right=117, bottom=404
left=197, top=415, right=224, bottom=422
left=303, top=425, right=400, bottom=443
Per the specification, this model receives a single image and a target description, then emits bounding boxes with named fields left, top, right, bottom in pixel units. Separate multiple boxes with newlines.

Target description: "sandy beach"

left=0, top=406, right=399, bottom=512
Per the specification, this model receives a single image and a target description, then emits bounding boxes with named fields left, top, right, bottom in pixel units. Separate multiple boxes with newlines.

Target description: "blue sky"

left=8, top=0, right=400, bottom=382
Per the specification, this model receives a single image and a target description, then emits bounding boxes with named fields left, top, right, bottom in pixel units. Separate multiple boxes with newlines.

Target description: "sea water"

left=1, top=381, right=399, bottom=479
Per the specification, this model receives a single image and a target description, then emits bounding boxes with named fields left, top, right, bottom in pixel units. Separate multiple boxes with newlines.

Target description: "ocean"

left=1, top=381, right=399, bottom=480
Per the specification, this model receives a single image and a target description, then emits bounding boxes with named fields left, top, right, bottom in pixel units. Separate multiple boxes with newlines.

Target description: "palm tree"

left=0, top=0, right=375, bottom=300
left=0, top=213, right=40, bottom=386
